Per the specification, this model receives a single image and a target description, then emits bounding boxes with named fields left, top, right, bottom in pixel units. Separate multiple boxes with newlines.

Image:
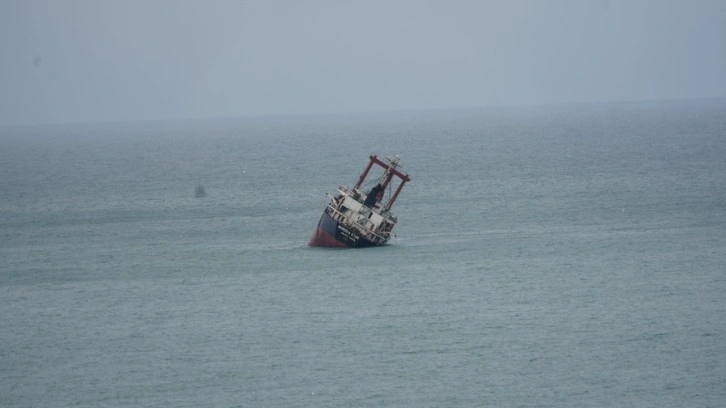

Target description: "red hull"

left=308, top=226, right=348, bottom=248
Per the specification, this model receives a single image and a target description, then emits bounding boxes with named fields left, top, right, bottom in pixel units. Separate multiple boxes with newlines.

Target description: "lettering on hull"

left=336, top=225, right=359, bottom=242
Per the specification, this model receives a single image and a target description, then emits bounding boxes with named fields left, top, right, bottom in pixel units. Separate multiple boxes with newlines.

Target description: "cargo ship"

left=308, top=154, right=411, bottom=248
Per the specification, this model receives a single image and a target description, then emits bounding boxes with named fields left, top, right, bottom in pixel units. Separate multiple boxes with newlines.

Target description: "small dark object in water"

left=195, top=185, right=206, bottom=198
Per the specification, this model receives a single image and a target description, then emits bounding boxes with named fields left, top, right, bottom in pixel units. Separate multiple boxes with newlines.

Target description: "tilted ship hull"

left=309, top=209, right=378, bottom=248
left=308, top=155, right=411, bottom=248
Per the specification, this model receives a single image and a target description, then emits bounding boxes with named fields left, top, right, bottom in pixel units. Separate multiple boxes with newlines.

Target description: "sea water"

left=1, top=99, right=725, bottom=407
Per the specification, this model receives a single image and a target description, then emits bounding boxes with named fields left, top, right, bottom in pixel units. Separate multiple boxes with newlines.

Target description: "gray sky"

left=2, top=0, right=725, bottom=126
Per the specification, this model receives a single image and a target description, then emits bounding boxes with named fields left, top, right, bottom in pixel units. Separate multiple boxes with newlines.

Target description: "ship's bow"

left=308, top=210, right=348, bottom=248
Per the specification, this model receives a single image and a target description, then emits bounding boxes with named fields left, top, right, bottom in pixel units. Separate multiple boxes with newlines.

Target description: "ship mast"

left=354, top=155, right=410, bottom=211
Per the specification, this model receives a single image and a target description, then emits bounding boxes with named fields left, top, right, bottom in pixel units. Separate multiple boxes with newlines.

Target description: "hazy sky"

left=2, top=0, right=725, bottom=126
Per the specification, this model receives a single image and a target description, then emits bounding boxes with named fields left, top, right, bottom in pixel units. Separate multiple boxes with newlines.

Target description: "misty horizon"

left=2, top=0, right=725, bottom=127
